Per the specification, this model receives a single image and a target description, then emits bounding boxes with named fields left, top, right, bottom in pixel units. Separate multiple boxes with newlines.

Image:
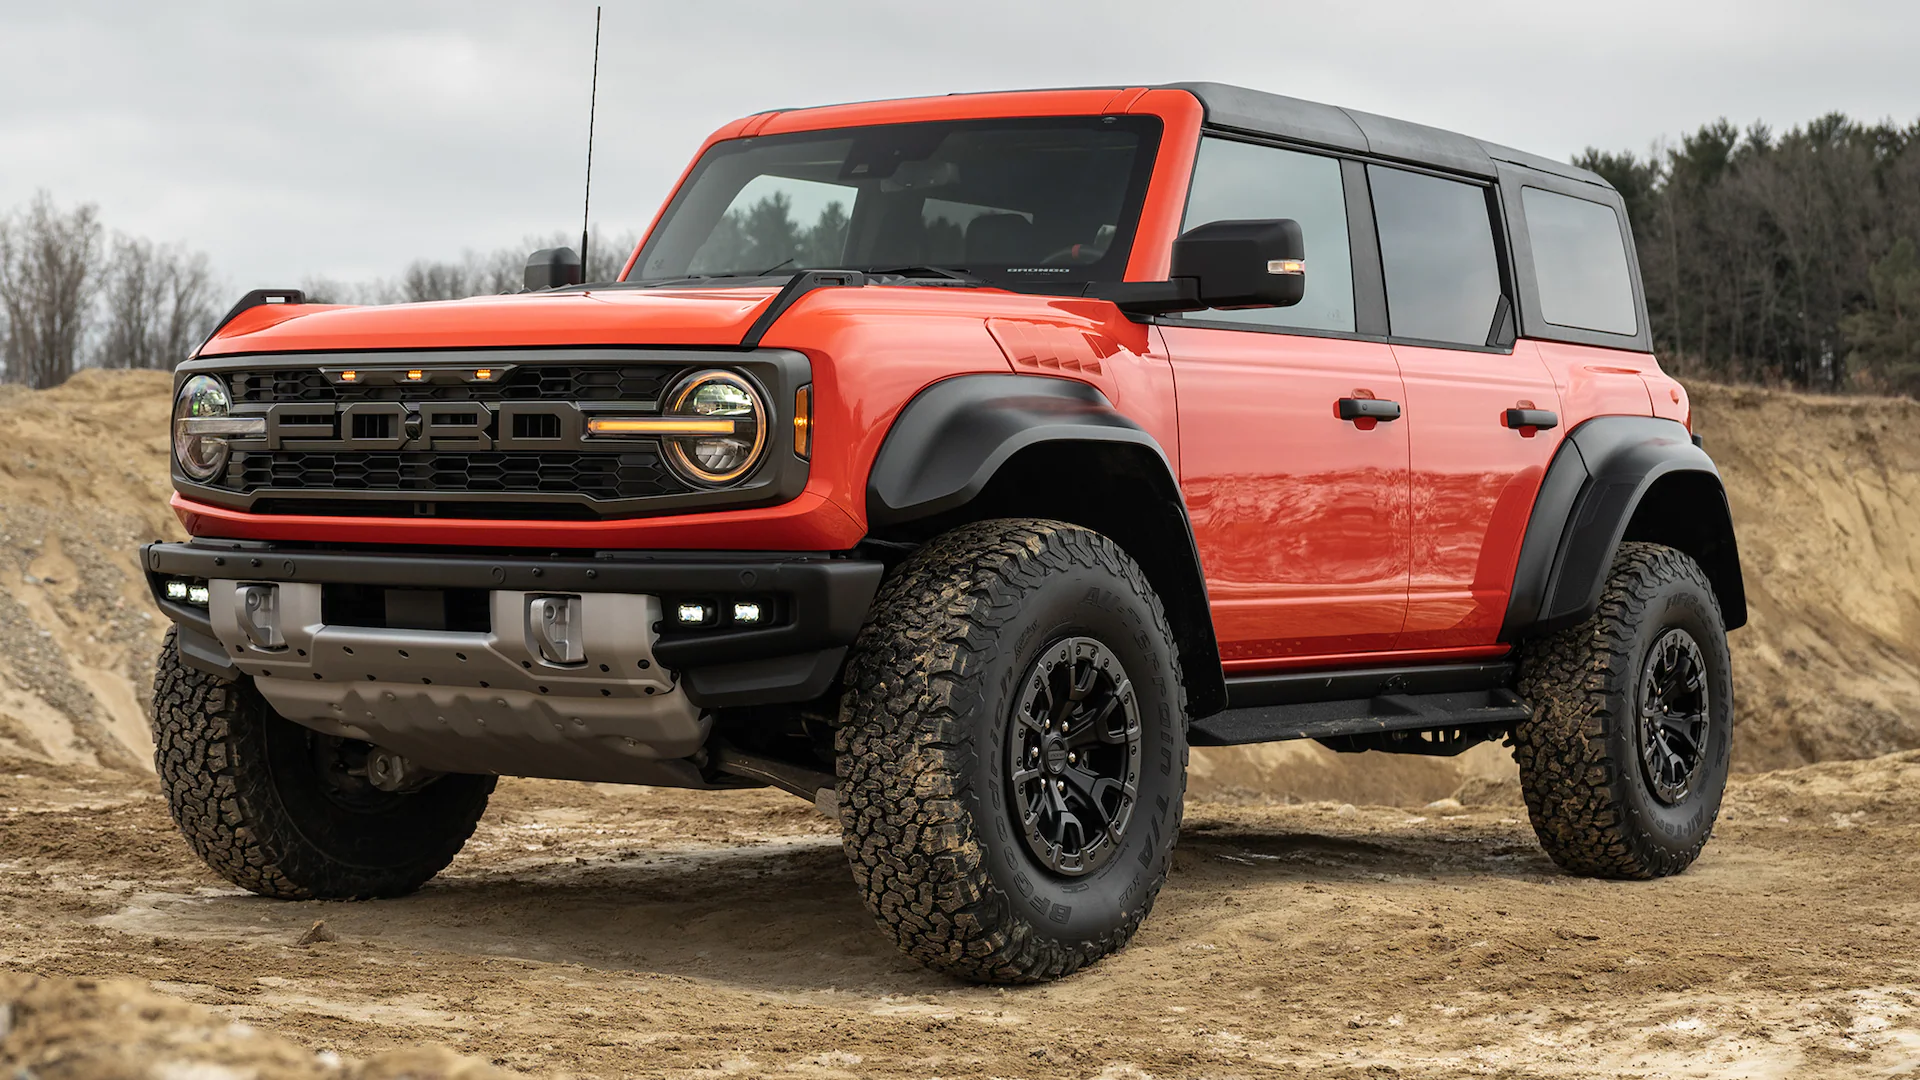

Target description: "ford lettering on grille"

left=259, top=401, right=589, bottom=452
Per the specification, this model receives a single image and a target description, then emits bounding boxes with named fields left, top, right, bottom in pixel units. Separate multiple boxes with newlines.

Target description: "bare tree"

left=96, top=235, right=218, bottom=370
left=0, top=192, right=105, bottom=388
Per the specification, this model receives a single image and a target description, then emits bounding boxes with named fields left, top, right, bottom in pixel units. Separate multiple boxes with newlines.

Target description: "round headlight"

left=173, top=374, right=233, bottom=482
left=662, top=370, right=767, bottom=486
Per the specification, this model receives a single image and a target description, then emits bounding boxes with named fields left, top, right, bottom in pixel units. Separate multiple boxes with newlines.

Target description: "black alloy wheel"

left=1513, top=541, right=1733, bottom=879
left=1007, top=636, right=1143, bottom=877
left=1637, top=628, right=1711, bottom=805
left=836, top=518, right=1189, bottom=983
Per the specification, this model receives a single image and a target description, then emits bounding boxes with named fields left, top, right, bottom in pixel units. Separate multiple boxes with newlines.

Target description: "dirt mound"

left=1691, top=383, right=1920, bottom=770
left=0, top=372, right=1915, bottom=797
left=0, top=370, right=182, bottom=773
left=0, top=972, right=508, bottom=1079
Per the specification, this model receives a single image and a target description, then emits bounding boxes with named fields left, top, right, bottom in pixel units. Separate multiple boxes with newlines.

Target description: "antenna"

left=580, top=5, right=602, bottom=279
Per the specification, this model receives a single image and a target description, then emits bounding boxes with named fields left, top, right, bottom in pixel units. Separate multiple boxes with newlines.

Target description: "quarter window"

left=1368, top=165, right=1504, bottom=347
left=1178, top=138, right=1355, bottom=333
left=1522, top=187, right=1638, bottom=335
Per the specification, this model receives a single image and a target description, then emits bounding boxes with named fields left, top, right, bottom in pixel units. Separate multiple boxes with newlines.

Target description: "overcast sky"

left=4, top=0, right=1915, bottom=291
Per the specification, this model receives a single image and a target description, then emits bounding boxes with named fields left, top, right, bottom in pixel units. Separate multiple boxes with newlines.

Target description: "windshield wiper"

left=862, top=265, right=986, bottom=285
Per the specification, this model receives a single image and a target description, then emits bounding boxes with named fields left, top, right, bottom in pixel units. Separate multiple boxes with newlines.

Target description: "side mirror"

left=1171, top=219, right=1306, bottom=309
left=1084, top=218, right=1306, bottom=317
left=524, top=247, right=583, bottom=291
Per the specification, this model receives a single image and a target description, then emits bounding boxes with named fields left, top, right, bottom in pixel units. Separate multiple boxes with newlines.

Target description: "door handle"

left=1503, top=408, right=1559, bottom=431
left=1336, top=398, right=1402, bottom=423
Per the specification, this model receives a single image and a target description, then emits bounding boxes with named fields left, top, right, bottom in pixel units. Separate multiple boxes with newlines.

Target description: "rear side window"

left=1521, top=187, right=1638, bottom=335
left=1178, top=138, right=1355, bottom=333
left=1368, top=165, right=1503, bottom=346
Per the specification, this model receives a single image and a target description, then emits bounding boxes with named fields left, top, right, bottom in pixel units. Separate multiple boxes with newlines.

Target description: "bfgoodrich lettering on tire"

left=1514, top=541, right=1734, bottom=879
left=150, top=628, right=495, bottom=900
left=836, top=518, right=1188, bottom=983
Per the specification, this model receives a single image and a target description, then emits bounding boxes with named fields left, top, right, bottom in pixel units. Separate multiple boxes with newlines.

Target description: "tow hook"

left=365, top=748, right=442, bottom=793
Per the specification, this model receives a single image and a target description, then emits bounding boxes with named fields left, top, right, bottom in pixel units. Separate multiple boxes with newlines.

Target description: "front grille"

left=231, top=365, right=670, bottom=404
left=231, top=448, right=681, bottom=501
left=191, top=354, right=802, bottom=520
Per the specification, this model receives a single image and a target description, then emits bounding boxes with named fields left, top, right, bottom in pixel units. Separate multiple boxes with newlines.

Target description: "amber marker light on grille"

left=406, top=369, right=425, bottom=381
left=473, top=368, right=494, bottom=381
left=586, top=417, right=738, bottom=436
left=793, top=385, right=813, bottom=459
left=339, top=370, right=358, bottom=382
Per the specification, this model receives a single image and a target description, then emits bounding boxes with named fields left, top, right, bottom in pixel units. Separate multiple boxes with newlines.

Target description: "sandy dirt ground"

left=5, top=752, right=1920, bottom=1078
left=3, top=372, right=1920, bottom=1077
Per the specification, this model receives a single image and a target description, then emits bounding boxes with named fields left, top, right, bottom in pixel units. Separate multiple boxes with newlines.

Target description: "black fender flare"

left=866, top=373, right=1227, bottom=715
left=1501, top=415, right=1747, bottom=641
left=867, top=374, right=1170, bottom=528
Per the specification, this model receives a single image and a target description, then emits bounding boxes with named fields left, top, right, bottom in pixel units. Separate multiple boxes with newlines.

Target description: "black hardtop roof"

left=768, top=82, right=1606, bottom=190
left=1164, top=82, right=1608, bottom=189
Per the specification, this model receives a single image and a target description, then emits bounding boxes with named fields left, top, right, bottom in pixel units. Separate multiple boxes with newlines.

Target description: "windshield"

left=630, top=116, right=1163, bottom=290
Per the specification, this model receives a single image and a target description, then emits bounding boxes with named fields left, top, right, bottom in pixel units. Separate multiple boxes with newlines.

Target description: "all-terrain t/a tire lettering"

left=1514, top=541, right=1734, bottom=878
left=836, top=519, right=1189, bottom=983
left=151, top=629, right=495, bottom=900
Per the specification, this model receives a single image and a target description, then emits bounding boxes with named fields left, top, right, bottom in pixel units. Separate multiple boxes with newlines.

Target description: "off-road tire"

left=1514, top=541, right=1733, bottom=878
left=836, top=519, right=1188, bottom=983
left=150, top=629, right=495, bottom=899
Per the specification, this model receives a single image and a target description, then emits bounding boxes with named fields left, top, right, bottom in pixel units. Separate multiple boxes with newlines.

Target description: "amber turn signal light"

left=793, top=385, right=813, bottom=459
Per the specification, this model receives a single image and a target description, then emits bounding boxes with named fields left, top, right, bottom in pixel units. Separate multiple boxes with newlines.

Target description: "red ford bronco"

left=146, top=83, right=1743, bottom=983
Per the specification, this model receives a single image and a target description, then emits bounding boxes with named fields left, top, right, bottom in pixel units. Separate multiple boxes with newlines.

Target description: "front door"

left=1166, top=327, right=1410, bottom=663
left=1161, top=137, right=1410, bottom=665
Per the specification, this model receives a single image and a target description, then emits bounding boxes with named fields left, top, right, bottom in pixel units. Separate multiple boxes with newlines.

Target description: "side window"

left=1367, top=165, right=1503, bottom=346
left=1521, top=187, right=1638, bottom=335
left=1179, top=138, right=1354, bottom=333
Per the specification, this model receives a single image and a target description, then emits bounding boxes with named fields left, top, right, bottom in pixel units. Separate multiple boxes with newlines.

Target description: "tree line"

left=5, top=108, right=1917, bottom=394
left=0, top=190, right=636, bottom=389
left=1576, top=113, right=1920, bottom=394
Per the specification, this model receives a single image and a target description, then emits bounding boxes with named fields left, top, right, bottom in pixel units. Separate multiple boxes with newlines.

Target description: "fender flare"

left=1502, top=415, right=1747, bottom=641
left=867, top=374, right=1173, bottom=529
left=866, top=373, right=1227, bottom=716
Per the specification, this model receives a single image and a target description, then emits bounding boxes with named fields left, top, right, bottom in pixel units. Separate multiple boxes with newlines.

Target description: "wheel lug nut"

left=1068, top=752, right=1077, bottom=764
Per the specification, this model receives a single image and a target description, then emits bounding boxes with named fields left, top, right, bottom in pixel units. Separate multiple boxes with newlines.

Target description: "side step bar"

left=1191, top=662, right=1530, bottom=755
left=1191, top=688, right=1530, bottom=747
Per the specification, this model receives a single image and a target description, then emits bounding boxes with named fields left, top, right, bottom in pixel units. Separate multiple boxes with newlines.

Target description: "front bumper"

left=142, top=541, right=884, bottom=781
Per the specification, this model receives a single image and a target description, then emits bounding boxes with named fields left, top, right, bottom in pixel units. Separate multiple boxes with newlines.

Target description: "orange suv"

left=144, top=83, right=1743, bottom=982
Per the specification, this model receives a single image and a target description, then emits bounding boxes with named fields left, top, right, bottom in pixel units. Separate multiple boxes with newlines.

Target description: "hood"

left=198, top=287, right=783, bottom=356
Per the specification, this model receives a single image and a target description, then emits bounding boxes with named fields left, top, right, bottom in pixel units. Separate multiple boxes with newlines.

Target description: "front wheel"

left=1514, top=541, right=1734, bottom=878
left=150, top=629, right=496, bottom=900
left=836, top=519, right=1188, bottom=983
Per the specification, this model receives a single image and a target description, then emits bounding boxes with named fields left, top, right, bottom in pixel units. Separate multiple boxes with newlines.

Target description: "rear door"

left=1362, top=164, right=1562, bottom=651
left=1161, top=138, right=1410, bottom=664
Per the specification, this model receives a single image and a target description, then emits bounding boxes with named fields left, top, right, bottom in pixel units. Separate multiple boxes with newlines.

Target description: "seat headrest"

left=965, top=213, right=1034, bottom=264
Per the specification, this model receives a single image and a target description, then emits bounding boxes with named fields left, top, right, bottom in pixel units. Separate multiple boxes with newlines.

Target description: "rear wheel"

left=150, top=629, right=495, bottom=899
left=836, top=519, right=1188, bottom=983
left=1514, top=541, right=1733, bottom=878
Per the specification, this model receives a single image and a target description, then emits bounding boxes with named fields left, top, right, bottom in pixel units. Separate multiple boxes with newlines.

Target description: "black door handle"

left=1504, top=408, right=1559, bottom=431
left=1336, top=398, right=1402, bottom=423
